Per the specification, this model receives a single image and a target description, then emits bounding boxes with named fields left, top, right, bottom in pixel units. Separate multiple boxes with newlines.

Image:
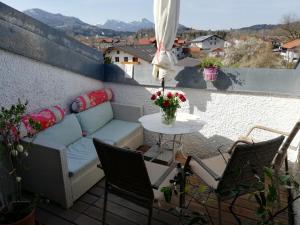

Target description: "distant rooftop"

left=282, top=39, right=300, bottom=49
left=176, top=57, right=200, bottom=67
left=190, top=34, right=224, bottom=43
left=107, top=45, right=156, bottom=62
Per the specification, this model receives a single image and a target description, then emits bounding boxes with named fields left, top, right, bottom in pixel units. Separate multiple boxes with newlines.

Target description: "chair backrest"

left=274, top=121, right=300, bottom=170
left=93, top=138, right=154, bottom=201
left=217, top=135, right=285, bottom=198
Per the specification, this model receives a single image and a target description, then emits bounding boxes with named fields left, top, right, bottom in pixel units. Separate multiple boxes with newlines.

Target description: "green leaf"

left=160, top=186, right=172, bottom=203
left=279, top=175, right=290, bottom=184
left=264, top=167, right=274, bottom=180
left=198, top=184, right=207, bottom=193
left=184, top=184, right=190, bottom=193
left=266, top=184, right=277, bottom=203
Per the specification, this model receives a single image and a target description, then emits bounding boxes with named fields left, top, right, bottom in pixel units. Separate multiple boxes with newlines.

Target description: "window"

left=124, top=57, right=128, bottom=62
left=214, top=41, right=216, bottom=45
left=117, top=50, right=120, bottom=54
left=133, top=57, right=139, bottom=62
left=115, top=57, right=119, bottom=62
left=210, top=42, right=212, bottom=45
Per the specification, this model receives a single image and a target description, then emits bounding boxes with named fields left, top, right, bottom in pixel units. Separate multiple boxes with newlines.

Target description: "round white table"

left=139, top=112, right=206, bottom=164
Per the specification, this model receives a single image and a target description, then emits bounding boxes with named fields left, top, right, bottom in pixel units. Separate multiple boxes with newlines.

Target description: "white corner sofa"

left=22, top=101, right=143, bottom=208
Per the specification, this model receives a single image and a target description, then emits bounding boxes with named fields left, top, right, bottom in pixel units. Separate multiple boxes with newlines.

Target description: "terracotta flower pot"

left=1, top=208, right=35, bottom=225
left=203, top=67, right=218, bottom=81
left=12, top=208, right=35, bottom=225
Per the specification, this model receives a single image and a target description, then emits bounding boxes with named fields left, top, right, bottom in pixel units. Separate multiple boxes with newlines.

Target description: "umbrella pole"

left=161, top=77, right=165, bottom=94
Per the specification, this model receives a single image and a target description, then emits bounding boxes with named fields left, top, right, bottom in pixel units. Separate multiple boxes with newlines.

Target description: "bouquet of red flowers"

left=151, top=90, right=186, bottom=125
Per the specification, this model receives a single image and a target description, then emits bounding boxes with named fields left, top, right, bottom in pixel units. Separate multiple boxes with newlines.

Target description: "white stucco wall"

left=105, top=82, right=300, bottom=159
left=0, top=49, right=103, bottom=112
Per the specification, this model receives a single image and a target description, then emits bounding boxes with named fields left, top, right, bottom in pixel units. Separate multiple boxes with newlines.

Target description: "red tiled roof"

left=177, top=40, right=185, bottom=44
left=137, top=38, right=153, bottom=45
left=282, top=39, right=300, bottom=49
left=149, top=37, right=156, bottom=42
left=95, top=38, right=114, bottom=43
left=137, top=37, right=185, bottom=46
left=211, top=48, right=224, bottom=52
left=183, top=47, right=201, bottom=54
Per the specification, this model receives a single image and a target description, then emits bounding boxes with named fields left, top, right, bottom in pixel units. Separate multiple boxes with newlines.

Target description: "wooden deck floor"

left=36, top=155, right=290, bottom=225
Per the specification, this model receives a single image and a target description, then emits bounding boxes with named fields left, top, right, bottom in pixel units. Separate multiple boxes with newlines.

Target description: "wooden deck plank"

left=36, top=208, right=74, bottom=225
left=74, top=214, right=102, bottom=225
left=84, top=205, right=138, bottom=225
left=39, top=203, right=81, bottom=222
left=36, top=153, right=290, bottom=225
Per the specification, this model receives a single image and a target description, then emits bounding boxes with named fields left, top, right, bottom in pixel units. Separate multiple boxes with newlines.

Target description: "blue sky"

left=2, top=0, right=300, bottom=30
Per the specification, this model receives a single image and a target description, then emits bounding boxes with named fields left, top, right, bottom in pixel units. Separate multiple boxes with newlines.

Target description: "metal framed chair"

left=186, top=135, right=285, bottom=225
left=93, top=138, right=180, bottom=225
left=241, top=121, right=300, bottom=224
left=242, top=121, right=300, bottom=171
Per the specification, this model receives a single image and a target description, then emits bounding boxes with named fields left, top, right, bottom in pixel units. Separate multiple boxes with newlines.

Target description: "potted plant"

left=151, top=90, right=186, bottom=125
left=0, top=100, right=41, bottom=225
left=199, top=57, right=222, bottom=81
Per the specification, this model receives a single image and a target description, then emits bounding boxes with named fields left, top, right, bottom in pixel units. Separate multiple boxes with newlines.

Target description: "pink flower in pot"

left=200, top=57, right=222, bottom=82
left=203, top=67, right=218, bottom=81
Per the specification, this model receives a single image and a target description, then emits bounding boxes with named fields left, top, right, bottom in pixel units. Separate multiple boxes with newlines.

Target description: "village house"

left=208, top=47, right=225, bottom=57
left=280, top=39, right=300, bottom=63
left=136, top=37, right=187, bottom=59
left=190, top=34, right=225, bottom=51
left=104, top=45, right=156, bottom=78
left=104, top=45, right=156, bottom=65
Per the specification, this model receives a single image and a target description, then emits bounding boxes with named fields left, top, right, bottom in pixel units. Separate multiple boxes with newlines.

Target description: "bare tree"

left=280, top=14, right=300, bottom=40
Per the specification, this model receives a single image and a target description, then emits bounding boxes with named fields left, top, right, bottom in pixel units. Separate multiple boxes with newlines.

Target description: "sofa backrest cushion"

left=34, top=114, right=82, bottom=146
left=76, top=102, right=113, bottom=135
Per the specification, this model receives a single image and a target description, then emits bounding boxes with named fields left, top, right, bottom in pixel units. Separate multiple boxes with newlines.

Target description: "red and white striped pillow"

left=71, top=88, right=113, bottom=113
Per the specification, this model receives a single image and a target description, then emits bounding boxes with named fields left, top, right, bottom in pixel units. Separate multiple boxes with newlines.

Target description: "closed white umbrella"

left=152, top=0, right=180, bottom=91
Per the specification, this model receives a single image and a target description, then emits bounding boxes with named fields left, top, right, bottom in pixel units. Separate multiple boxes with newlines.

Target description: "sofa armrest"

left=21, top=139, right=73, bottom=208
left=111, top=102, right=143, bottom=122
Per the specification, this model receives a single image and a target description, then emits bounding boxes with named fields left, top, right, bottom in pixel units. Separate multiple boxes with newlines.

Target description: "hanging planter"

left=203, top=67, right=218, bottom=81
left=199, top=57, right=222, bottom=82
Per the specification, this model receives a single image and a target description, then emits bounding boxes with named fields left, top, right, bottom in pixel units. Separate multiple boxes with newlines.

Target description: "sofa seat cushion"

left=34, top=114, right=82, bottom=147
left=76, top=102, right=113, bottom=135
left=88, top=120, right=142, bottom=147
left=67, top=137, right=99, bottom=177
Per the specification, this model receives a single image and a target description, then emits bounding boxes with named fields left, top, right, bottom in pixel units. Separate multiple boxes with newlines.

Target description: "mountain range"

left=97, top=18, right=154, bottom=32
left=23, top=8, right=281, bottom=37
left=23, top=8, right=133, bottom=37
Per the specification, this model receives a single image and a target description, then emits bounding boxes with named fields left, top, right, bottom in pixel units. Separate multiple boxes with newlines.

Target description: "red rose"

left=167, top=92, right=173, bottom=99
left=156, top=91, right=161, bottom=96
left=179, top=94, right=186, bottom=102
left=175, top=92, right=179, bottom=97
left=151, top=94, right=156, bottom=100
left=162, top=100, right=170, bottom=107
